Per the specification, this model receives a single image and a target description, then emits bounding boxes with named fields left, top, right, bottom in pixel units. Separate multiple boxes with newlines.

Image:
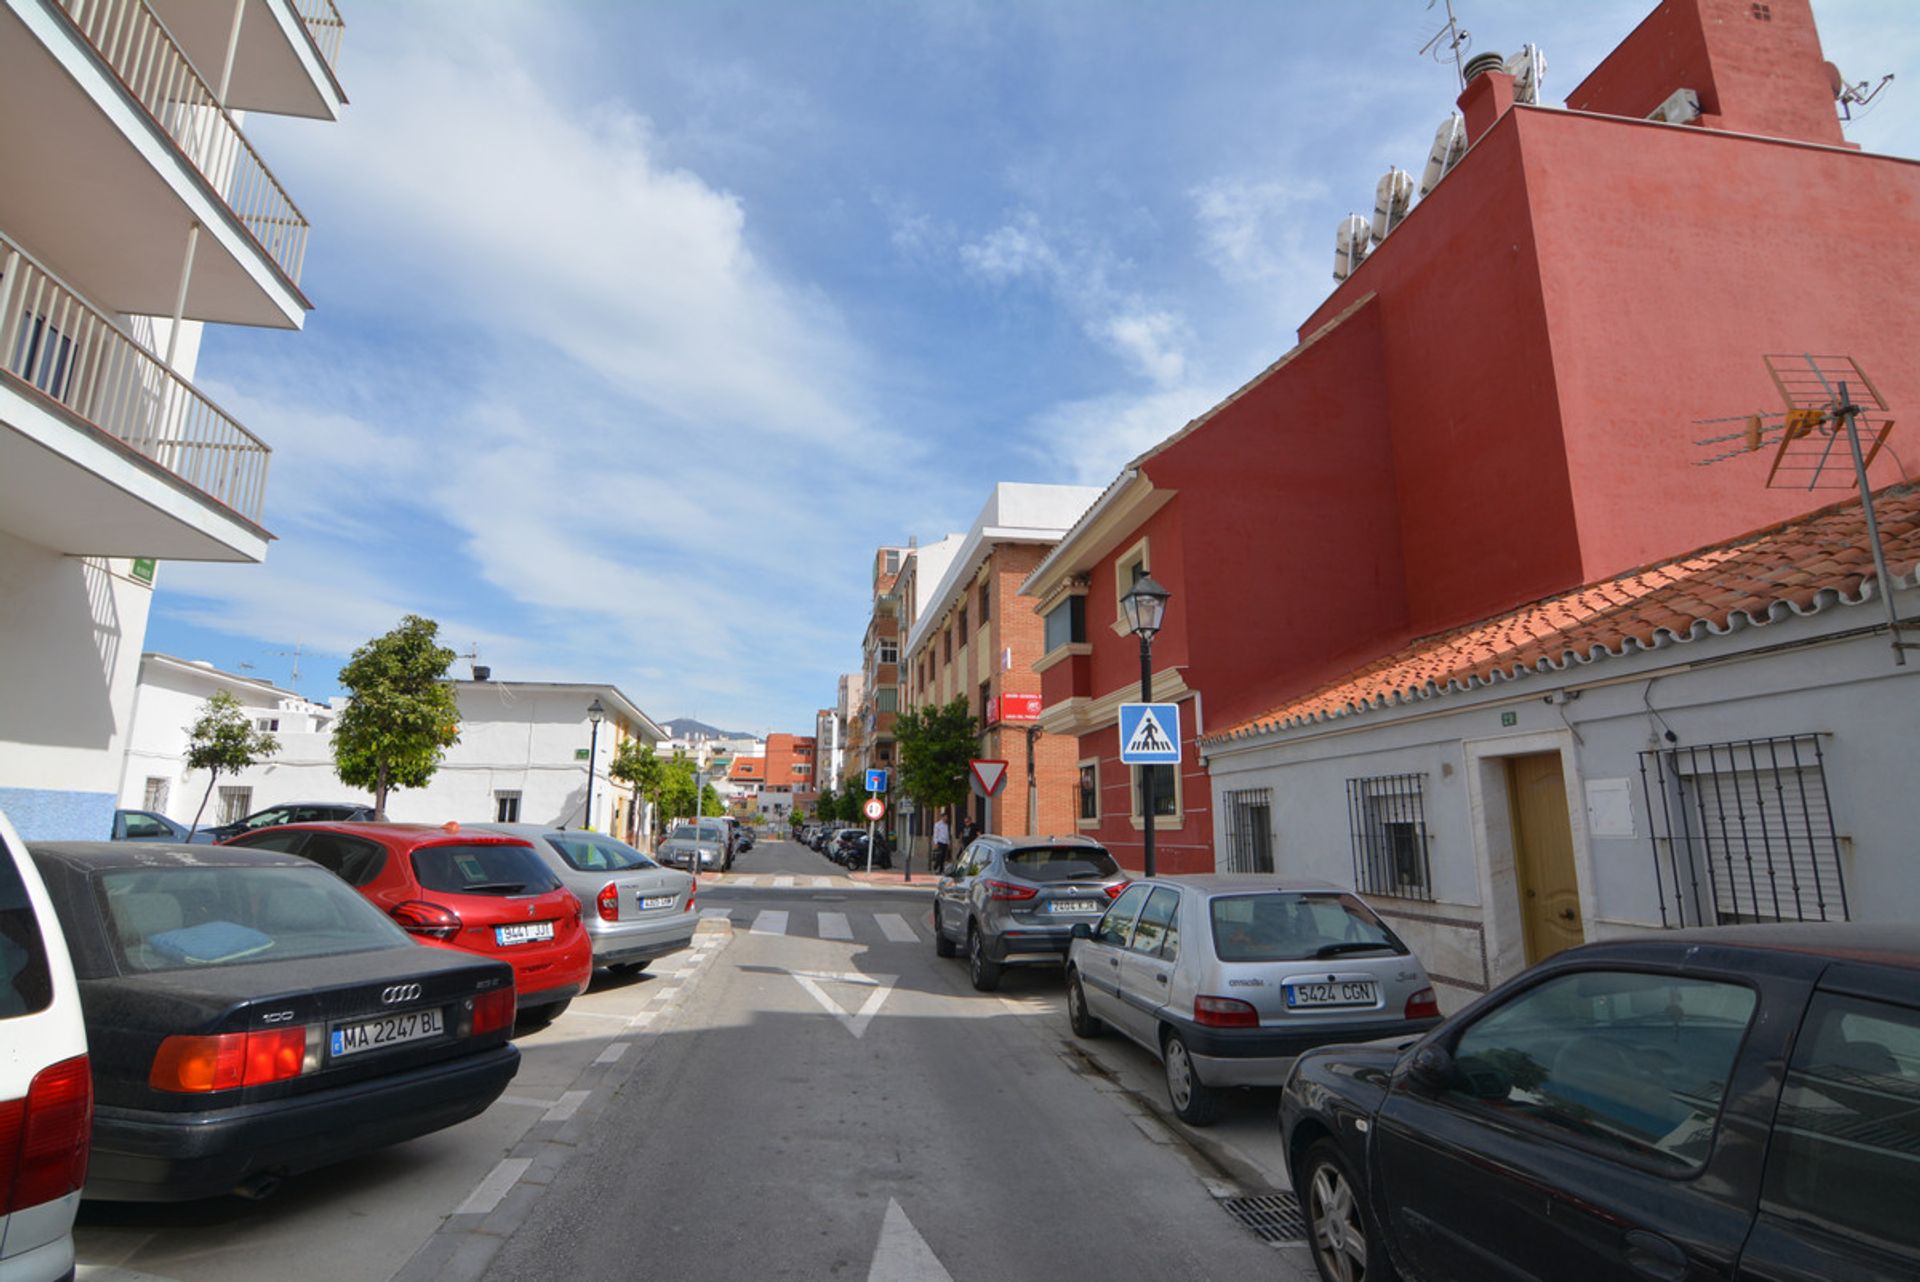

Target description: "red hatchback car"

left=225, top=822, right=592, bottom=1024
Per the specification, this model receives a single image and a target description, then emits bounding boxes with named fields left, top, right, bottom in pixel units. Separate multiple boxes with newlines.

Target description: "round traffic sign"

left=863, top=798, right=886, bottom=821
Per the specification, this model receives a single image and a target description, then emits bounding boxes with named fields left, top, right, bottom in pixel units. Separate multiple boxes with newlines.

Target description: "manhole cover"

left=1221, top=1192, right=1305, bottom=1243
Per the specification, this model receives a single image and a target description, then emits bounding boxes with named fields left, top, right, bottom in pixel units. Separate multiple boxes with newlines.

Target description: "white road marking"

left=700, top=908, right=734, bottom=920
left=818, top=911, right=853, bottom=940
left=773, top=875, right=796, bottom=887
left=875, top=913, right=918, bottom=943
left=457, top=1157, right=531, bottom=1216
left=787, top=968, right=898, bottom=1039
left=627, top=1010, right=658, bottom=1029
left=751, top=910, right=790, bottom=936
left=595, top=1042, right=630, bottom=1065
left=498, top=1094, right=560, bottom=1109
left=868, top=1198, right=956, bottom=1282
left=542, top=1090, right=592, bottom=1123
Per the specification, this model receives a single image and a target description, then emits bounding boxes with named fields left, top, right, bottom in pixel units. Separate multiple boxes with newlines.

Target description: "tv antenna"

left=456, top=643, right=489, bottom=682
left=1694, top=354, right=1910, bottom=666
left=260, top=642, right=303, bottom=691
left=1830, top=63, right=1893, bottom=123
left=1420, top=0, right=1472, bottom=89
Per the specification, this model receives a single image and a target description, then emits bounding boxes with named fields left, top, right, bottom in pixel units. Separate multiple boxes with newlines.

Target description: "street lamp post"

left=1119, top=574, right=1171, bottom=878
left=584, top=697, right=606, bottom=831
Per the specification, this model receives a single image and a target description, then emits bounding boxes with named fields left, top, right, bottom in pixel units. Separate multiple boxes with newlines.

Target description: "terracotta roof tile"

left=1205, top=484, right=1920, bottom=744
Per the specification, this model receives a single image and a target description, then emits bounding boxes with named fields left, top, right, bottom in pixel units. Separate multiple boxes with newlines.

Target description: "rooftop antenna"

left=455, top=643, right=488, bottom=682
left=1420, top=0, right=1472, bottom=90
left=1693, top=354, right=1910, bottom=666
left=263, top=642, right=303, bottom=691
left=1829, top=63, right=1893, bottom=123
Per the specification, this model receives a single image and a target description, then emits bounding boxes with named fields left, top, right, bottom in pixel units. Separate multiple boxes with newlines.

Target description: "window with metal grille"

left=1637, top=735, right=1847, bottom=927
left=1346, top=774, right=1431, bottom=899
left=1078, top=763, right=1098, bottom=820
left=1222, top=788, right=1275, bottom=874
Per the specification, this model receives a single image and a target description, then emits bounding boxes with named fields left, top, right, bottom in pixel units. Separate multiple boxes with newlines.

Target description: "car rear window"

left=547, top=834, right=657, bottom=872
left=0, top=852, right=52, bottom=1017
left=97, top=865, right=410, bottom=973
left=1004, top=846, right=1121, bottom=883
left=1209, top=893, right=1406, bottom=962
left=410, top=843, right=562, bottom=895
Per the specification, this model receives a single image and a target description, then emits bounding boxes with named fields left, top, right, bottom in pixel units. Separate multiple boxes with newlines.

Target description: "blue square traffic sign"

left=1118, top=703, right=1181, bottom=764
left=865, top=768, right=890, bottom=794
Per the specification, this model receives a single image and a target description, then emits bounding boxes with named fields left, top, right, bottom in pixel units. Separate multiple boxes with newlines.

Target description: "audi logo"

left=381, top=983, right=423, bottom=1005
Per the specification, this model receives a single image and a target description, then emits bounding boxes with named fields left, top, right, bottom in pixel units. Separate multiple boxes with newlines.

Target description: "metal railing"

left=54, top=0, right=311, bottom=285
left=294, top=0, right=345, bottom=79
left=1347, top=773, right=1434, bottom=900
left=0, top=237, right=272, bottom=524
left=1222, top=787, right=1275, bottom=874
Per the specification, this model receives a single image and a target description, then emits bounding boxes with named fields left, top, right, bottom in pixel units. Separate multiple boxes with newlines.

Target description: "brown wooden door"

left=1507, top=753, right=1584, bottom=963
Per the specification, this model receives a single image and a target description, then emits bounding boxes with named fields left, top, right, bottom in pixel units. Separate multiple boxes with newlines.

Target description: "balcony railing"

left=1, top=236, right=271, bottom=524
left=55, top=0, right=311, bottom=285
left=294, top=0, right=345, bottom=80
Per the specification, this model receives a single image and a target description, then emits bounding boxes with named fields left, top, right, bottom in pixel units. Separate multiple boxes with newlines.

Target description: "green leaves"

left=895, top=696, right=980, bottom=813
left=185, top=690, right=279, bottom=776
left=331, top=614, right=461, bottom=817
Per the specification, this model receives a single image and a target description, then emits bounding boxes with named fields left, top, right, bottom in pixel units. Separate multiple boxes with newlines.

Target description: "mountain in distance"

left=661, top=718, right=753, bottom=740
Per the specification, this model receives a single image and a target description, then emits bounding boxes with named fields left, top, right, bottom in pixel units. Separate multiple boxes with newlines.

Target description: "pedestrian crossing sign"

left=1118, top=703, right=1180, bottom=764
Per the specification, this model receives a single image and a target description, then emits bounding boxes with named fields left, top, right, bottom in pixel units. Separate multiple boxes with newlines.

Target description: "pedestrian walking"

left=931, top=814, right=950, bottom=872
left=960, top=816, right=980, bottom=846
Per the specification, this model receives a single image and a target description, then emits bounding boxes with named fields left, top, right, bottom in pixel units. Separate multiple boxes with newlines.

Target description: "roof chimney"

left=1458, top=52, right=1516, bottom=145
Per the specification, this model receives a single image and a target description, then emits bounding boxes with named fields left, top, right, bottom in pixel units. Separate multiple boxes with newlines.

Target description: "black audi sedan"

left=1280, top=924, right=1919, bottom=1282
left=29, top=842, right=522, bottom=1202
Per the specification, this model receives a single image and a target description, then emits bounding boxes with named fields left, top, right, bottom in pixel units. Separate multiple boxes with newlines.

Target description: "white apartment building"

left=0, top=0, right=347, bottom=839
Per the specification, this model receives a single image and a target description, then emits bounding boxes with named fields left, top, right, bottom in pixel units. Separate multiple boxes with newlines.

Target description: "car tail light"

left=391, top=899, right=462, bottom=941
left=596, top=883, right=620, bottom=922
left=472, top=987, right=516, bottom=1035
left=1194, top=996, right=1260, bottom=1028
left=149, top=1027, right=310, bottom=1093
left=983, top=880, right=1037, bottom=901
left=0, top=1055, right=92, bottom=1214
left=684, top=887, right=696, bottom=913
left=1405, top=987, right=1440, bottom=1020
left=1103, top=881, right=1131, bottom=900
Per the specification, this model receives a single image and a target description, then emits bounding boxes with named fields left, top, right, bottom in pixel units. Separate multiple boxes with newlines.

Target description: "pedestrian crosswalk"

left=701, top=907, right=933, bottom=944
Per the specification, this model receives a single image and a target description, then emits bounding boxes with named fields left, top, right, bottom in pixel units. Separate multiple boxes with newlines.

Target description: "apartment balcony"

left=1, top=0, right=314, bottom=329
left=1, top=233, right=272, bottom=562
left=149, top=0, right=346, bottom=121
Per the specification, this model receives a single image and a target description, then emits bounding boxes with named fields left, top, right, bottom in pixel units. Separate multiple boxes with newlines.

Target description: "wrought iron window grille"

left=1346, top=773, right=1433, bottom=900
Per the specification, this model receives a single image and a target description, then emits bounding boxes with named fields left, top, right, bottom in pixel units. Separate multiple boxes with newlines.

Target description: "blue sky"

left=146, top=0, right=1918, bottom=736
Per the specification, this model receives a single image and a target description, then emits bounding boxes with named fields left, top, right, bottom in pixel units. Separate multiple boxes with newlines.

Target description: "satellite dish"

left=1505, top=44, right=1546, bottom=105
left=1418, top=114, right=1468, bottom=199
left=1333, top=214, right=1371, bottom=281
left=1371, top=168, right=1415, bottom=243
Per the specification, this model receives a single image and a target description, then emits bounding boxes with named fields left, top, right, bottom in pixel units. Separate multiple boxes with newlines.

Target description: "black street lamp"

left=1119, top=574, right=1171, bottom=878
left=584, top=697, right=606, bottom=830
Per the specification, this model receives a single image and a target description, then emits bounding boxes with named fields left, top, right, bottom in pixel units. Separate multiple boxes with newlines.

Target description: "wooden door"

left=1506, top=753, right=1584, bottom=963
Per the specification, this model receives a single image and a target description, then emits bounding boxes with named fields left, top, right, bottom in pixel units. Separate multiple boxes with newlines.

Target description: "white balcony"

left=0, top=234, right=272, bottom=562
left=149, top=0, right=346, bottom=122
left=0, top=0, right=313, bottom=328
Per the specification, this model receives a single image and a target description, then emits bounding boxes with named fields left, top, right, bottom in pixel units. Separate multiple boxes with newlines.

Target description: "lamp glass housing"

left=1120, top=574, right=1171, bottom=638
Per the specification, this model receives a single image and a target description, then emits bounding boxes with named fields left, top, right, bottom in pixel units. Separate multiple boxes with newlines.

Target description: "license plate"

left=330, top=1007, right=445, bottom=1058
left=1048, top=900, right=1104, bottom=914
left=1286, top=980, right=1379, bottom=1008
left=640, top=895, right=676, bottom=910
left=495, top=921, right=555, bottom=946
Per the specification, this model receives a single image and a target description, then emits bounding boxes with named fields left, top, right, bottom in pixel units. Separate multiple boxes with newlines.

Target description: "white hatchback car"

left=0, top=811, right=91, bottom=1282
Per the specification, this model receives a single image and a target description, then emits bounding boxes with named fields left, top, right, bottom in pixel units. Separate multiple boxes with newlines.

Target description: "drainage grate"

left=1221, top=1192, right=1306, bottom=1243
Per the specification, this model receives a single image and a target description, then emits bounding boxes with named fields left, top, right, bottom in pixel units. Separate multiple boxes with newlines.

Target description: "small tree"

left=896, top=696, right=979, bottom=831
left=699, top=783, right=724, bottom=817
left=610, top=740, right=666, bottom=843
left=660, top=754, right=699, bottom=822
left=332, top=615, right=461, bottom=819
left=814, top=784, right=837, bottom=822
left=184, top=691, right=279, bottom=837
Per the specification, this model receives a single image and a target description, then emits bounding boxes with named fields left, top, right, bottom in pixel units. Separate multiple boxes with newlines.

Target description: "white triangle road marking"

left=787, top=968, right=897, bottom=1038
left=868, top=1198, right=955, bottom=1282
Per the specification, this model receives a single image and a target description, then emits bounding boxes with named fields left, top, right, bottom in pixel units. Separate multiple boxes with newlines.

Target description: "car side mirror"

left=1406, top=1044, right=1461, bottom=1093
left=1070, top=923, right=1093, bottom=941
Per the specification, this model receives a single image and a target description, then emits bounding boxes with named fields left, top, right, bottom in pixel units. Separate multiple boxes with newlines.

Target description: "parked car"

left=656, top=821, right=729, bottom=873
left=201, top=801, right=373, bottom=843
left=0, top=813, right=90, bottom=1279
left=473, top=825, right=695, bottom=974
left=224, top=823, right=591, bottom=1026
left=1280, top=923, right=1920, bottom=1282
left=823, top=827, right=864, bottom=863
left=735, top=826, right=756, bottom=853
left=1066, top=876, right=1439, bottom=1125
left=109, top=809, right=214, bottom=844
left=934, top=835, right=1129, bottom=992
left=26, top=840, right=520, bottom=1202
left=833, top=831, right=893, bottom=870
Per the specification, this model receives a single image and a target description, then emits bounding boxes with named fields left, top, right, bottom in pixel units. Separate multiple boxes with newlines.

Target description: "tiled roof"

left=1205, top=484, right=1920, bottom=745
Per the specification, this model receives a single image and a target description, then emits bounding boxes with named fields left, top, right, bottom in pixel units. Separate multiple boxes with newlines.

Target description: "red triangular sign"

left=970, top=759, right=1009, bottom=796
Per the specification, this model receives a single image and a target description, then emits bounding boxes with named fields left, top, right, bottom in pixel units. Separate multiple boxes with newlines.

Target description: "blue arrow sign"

left=1118, top=703, right=1181, bottom=764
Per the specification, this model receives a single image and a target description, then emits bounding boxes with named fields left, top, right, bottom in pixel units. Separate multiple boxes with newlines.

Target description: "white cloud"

left=1099, top=311, right=1189, bottom=387
left=1025, top=383, right=1225, bottom=486
left=1191, top=176, right=1327, bottom=286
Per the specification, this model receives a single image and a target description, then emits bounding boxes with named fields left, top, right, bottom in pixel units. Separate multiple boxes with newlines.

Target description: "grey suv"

left=933, top=835, right=1128, bottom=991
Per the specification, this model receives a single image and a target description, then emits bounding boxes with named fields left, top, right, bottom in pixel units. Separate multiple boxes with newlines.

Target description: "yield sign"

left=969, top=759, right=1009, bottom=798
left=787, top=969, right=897, bottom=1039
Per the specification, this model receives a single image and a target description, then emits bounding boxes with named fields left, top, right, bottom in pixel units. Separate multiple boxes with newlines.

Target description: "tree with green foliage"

left=332, top=615, right=461, bottom=819
left=699, top=783, right=724, bottom=817
left=184, top=690, right=279, bottom=837
left=813, top=784, right=837, bottom=822
left=610, top=739, right=667, bottom=843
left=895, top=696, right=979, bottom=829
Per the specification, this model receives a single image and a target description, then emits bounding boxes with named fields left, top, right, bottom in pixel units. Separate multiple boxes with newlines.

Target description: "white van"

left=0, top=812, right=90, bottom=1282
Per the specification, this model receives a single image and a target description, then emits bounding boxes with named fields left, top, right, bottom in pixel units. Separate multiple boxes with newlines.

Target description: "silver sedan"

left=474, top=824, right=696, bottom=973
left=1065, top=875, right=1441, bottom=1125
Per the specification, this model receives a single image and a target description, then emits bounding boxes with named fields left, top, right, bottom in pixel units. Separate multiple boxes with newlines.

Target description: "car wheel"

left=609, top=961, right=649, bottom=975
left=1162, top=1030, right=1221, bottom=1126
left=1067, top=969, right=1105, bottom=1038
left=967, top=924, right=1001, bottom=992
left=934, top=911, right=958, bottom=958
left=516, top=998, right=571, bottom=1029
left=1302, top=1138, right=1395, bottom=1282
